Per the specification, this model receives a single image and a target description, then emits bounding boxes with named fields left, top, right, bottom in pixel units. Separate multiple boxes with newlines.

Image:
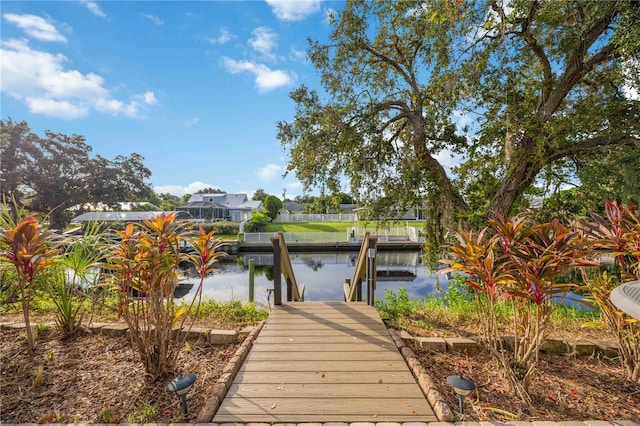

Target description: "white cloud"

left=289, top=46, right=307, bottom=62
left=249, top=27, right=278, bottom=59
left=141, top=14, right=164, bottom=25
left=3, top=13, right=67, bottom=42
left=154, top=182, right=221, bottom=197
left=0, top=38, right=156, bottom=119
left=265, top=0, right=322, bottom=21
left=222, top=57, right=294, bottom=92
left=257, top=164, right=283, bottom=181
left=208, top=28, right=233, bottom=45
left=79, top=1, right=107, bottom=18
left=184, top=117, right=200, bottom=127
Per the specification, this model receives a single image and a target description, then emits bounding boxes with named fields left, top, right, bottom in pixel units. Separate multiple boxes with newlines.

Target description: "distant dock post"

left=248, top=258, right=255, bottom=303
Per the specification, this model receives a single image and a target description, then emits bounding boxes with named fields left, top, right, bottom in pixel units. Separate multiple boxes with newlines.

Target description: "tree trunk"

left=487, top=150, right=542, bottom=218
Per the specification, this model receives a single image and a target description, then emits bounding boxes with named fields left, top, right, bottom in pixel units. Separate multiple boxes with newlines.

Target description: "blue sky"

left=1, top=0, right=343, bottom=199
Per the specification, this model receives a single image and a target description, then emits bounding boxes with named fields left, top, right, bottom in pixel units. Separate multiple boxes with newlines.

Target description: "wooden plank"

left=214, top=414, right=438, bottom=423
left=227, top=383, right=426, bottom=399
left=250, top=343, right=396, bottom=352
left=254, top=335, right=394, bottom=345
left=215, top=397, right=432, bottom=417
left=261, top=325, right=388, bottom=334
left=245, top=349, right=403, bottom=361
left=239, top=359, right=409, bottom=372
left=232, top=370, right=418, bottom=385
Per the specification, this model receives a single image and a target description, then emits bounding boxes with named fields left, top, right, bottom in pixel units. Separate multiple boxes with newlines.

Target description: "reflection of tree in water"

left=302, top=257, right=324, bottom=271
left=253, top=265, right=274, bottom=281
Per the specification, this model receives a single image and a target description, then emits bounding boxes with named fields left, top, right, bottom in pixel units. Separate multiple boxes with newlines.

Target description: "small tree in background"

left=264, top=195, right=283, bottom=220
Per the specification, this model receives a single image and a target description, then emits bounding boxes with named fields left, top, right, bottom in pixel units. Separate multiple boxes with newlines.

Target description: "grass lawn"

left=264, top=221, right=423, bottom=233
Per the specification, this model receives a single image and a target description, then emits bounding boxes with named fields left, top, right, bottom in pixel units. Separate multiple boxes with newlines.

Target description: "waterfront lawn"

left=265, top=222, right=354, bottom=232
left=265, top=221, right=422, bottom=233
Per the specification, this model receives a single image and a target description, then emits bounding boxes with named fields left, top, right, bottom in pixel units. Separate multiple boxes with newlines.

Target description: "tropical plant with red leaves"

left=103, top=212, right=227, bottom=379
left=0, top=214, right=59, bottom=354
left=441, top=214, right=596, bottom=402
left=580, top=200, right=640, bottom=383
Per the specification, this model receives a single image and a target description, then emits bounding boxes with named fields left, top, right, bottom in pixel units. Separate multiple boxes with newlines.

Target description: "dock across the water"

left=213, top=302, right=437, bottom=422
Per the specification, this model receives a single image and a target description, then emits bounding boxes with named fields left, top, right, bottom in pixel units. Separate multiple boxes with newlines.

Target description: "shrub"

left=103, top=213, right=227, bottom=379
left=440, top=215, right=596, bottom=402
left=0, top=214, right=60, bottom=354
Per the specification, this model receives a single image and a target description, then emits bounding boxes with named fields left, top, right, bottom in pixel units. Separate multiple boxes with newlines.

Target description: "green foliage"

left=190, top=221, right=240, bottom=236
left=1, top=118, right=153, bottom=229
left=244, top=209, right=271, bottom=232
left=376, top=288, right=420, bottom=320
left=48, top=270, right=84, bottom=336
left=188, top=300, right=268, bottom=327
left=278, top=1, right=639, bottom=238
left=127, top=402, right=157, bottom=423
left=264, top=195, right=283, bottom=220
left=252, top=188, right=268, bottom=202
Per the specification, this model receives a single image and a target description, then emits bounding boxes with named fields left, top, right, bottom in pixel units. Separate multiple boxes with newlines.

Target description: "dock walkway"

left=213, top=302, right=437, bottom=422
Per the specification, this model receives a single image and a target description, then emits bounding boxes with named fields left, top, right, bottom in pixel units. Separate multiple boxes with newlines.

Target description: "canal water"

left=179, top=251, right=448, bottom=307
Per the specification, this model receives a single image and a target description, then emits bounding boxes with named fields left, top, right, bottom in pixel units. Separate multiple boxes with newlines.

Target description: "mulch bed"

left=0, top=327, right=238, bottom=423
left=412, top=341, right=640, bottom=421
left=1, top=318, right=639, bottom=423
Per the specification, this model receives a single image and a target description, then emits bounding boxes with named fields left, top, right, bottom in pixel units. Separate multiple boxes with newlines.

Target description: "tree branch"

left=545, top=135, right=639, bottom=163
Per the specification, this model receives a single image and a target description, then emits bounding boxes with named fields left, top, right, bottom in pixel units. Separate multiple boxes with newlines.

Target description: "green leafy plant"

left=441, top=214, right=596, bottom=402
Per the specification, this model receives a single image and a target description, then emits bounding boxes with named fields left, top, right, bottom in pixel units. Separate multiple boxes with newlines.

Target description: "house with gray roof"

left=176, top=193, right=262, bottom=222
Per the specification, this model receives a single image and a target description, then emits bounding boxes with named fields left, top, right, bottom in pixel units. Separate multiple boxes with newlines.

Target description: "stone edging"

left=1, top=421, right=638, bottom=426
left=196, top=320, right=266, bottom=422
left=387, top=328, right=454, bottom=422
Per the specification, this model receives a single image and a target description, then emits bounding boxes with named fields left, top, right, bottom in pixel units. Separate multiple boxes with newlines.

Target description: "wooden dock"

left=213, top=302, right=437, bottom=422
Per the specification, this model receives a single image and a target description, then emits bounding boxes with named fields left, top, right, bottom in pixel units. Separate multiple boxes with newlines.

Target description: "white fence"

left=243, top=232, right=349, bottom=244
left=243, top=226, right=423, bottom=245
left=274, top=213, right=357, bottom=223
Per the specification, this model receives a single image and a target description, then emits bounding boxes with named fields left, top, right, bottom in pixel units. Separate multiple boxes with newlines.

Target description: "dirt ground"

left=1, top=316, right=639, bottom=423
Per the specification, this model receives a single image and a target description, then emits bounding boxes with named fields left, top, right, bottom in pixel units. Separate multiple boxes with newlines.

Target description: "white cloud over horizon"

left=79, top=0, right=107, bottom=18
left=3, top=13, right=67, bottom=42
left=0, top=38, right=157, bottom=119
left=222, top=57, right=294, bottom=92
left=256, top=164, right=283, bottom=181
left=154, top=181, right=222, bottom=197
left=265, top=0, right=322, bottom=21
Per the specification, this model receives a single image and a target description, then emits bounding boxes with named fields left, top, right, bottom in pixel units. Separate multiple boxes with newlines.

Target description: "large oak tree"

left=1, top=118, right=153, bottom=229
left=277, top=0, right=639, bottom=227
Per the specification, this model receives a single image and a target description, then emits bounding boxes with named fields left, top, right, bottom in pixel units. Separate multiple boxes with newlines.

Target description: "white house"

left=176, top=193, right=262, bottom=222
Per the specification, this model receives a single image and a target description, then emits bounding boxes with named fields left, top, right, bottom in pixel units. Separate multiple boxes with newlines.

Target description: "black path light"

left=446, top=374, right=476, bottom=418
left=166, top=373, right=197, bottom=417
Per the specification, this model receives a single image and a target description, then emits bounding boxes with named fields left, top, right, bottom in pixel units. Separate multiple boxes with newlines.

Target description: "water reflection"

left=179, top=251, right=447, bottom=306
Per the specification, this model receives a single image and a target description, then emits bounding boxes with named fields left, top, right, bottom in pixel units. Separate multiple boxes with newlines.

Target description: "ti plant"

left=0, top=214, right=60, bottom=354
left=441, top=214, right=596, bottom=403
left=102, top=212, right=227, bottom=379
left=580, top=200, right=640, bottom=383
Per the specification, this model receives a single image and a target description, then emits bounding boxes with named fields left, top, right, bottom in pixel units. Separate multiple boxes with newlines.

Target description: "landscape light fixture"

left=166, top=373, right=197, bottom=417
left=446, top=374, right=475, bottom=418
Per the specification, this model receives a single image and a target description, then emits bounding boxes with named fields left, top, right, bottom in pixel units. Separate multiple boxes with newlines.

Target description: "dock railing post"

left=367, top=237, right=377, bottom=306
left=270, top=236, right=282, bottom=305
